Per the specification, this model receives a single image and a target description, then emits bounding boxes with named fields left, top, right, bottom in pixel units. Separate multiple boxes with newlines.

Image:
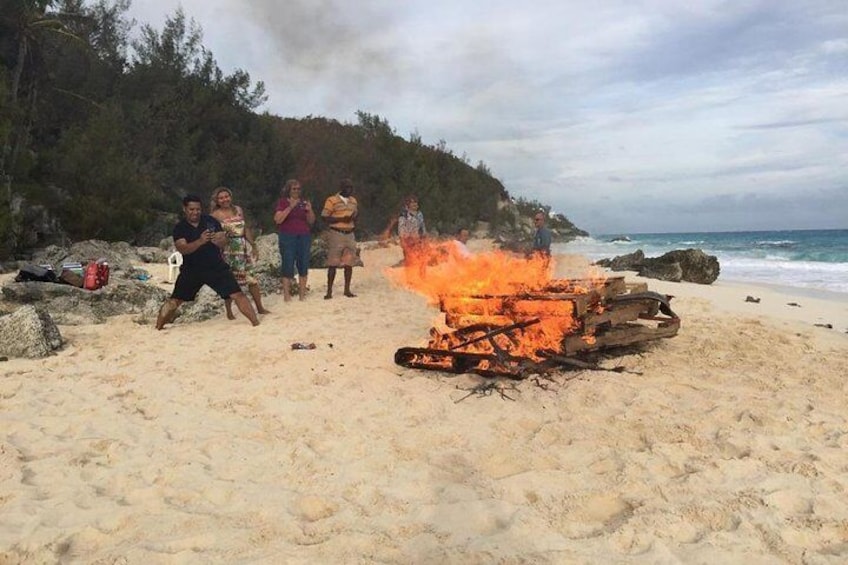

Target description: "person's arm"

left=208, top=217, right=227, bottom=248
left=173, top=220, right=218, bottom=255
left=238, top=206, right=259, bottom=258
left=304, top=200, right=316, bottom=225
left=273, top=198, right=295, bottom=225
left=324, top=212, right=356, bottom=225
left=175, top=234, right=212, bottom=255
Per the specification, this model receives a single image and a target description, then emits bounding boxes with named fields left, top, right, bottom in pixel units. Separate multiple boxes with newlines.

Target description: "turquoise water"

left=556, top=229, right=848, bottom=294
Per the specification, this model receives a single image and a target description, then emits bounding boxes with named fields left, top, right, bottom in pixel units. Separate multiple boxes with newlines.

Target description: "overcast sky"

left=126, top=0, right=847, bottom=235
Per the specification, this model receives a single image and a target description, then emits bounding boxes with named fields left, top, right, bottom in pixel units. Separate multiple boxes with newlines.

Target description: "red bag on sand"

left=83, top=260, right=109, bottom=290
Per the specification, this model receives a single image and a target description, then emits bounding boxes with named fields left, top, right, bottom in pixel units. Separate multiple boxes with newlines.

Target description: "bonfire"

left=388, top=240, right=680, bottom=379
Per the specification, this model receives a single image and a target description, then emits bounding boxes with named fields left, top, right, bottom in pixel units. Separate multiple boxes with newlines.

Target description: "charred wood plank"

left=448, top=318, right=541, bottom=350
left=394, top=347, right=542, bottom=379
left=581, top=300, right=653, bottom=328
left=562, top=319, right=680, bottom=355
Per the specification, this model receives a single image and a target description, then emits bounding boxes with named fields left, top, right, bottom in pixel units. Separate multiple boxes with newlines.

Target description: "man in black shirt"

left=156, top=195, right=259, bottom=329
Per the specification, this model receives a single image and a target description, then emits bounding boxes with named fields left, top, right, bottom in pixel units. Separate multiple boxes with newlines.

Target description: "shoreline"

left=717, top=276, right=848, bottom=303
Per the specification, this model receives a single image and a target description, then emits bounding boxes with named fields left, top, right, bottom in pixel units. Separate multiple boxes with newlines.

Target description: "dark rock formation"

left=1, top=230, right=370, bottom=328
left=596, top=248, right=720, bottom=284
left=595, top=250, right=645, bottom=272
left=29, top=240, right=141, bottom=274
left=1, top=279, right=169, bottom=325
left=0, top=305, right=63, bottom=358
left=648, top=249, right=720, bottom=284
left=639, top=260, right=684, bottom=283
left=136, top=246, right=170, bottom=264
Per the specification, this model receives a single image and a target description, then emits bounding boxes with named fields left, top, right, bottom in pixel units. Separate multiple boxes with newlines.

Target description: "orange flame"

left=386, top=240, right=610, bottom=361
left=386, top=240, right=555, bottom=301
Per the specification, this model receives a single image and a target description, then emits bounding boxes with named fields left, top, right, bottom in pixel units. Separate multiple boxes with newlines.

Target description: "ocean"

left=555, top=229, right=848, bottom=295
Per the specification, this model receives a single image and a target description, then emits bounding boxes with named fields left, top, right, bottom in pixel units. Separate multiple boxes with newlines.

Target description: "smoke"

left=232, top=0, right=526, bottom=126
left=237, top=1, right=405, bottom=106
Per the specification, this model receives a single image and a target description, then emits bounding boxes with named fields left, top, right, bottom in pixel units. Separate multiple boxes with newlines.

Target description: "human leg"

left=157, top=270, right=202, bottom=329
left=224, top=298, right=235, bottom=320
left=298, top=276, right=308, bottom=300
left=343, top=266, right=355, bottom=297
left=279, top=233, right=297, bottom=302
left=325, top=267, right=337, bottom=299
left=282, top=277, right=292, bottom=302
left=249, top=283, right=270, bottom=313
left=295, top=234, right=311, bottom=301
left=156, top=298, right=183, bottom=330
left=230, top=292, right=259, bottom=326
left=207, top=266, right=257, bottom=325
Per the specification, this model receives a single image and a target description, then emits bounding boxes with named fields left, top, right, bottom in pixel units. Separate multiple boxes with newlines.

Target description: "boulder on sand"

left=596, top=248, right=720, bottom=284
left=0, top=305, right=63, bottom=358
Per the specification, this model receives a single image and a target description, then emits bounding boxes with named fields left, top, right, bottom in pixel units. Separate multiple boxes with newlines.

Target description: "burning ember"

left=388, top=240, right=680, bottom=378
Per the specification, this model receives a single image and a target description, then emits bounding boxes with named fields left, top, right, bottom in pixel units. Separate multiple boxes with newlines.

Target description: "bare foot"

left=344, top=291, right=357, bottom=298
left=251, top=320, right=260, bottom=326
left=257, top=308, right=271, bottom=314
left=155, top=301, right=178, bottom=330
left=226, top=311, right=236, bottom=320
left=283, top=295, right=292, bottom=302
left=324, top=293, right=333, bottom=300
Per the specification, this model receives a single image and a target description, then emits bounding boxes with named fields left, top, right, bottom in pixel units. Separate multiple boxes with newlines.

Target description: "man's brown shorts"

left=325, top=229, right=358, bottom=267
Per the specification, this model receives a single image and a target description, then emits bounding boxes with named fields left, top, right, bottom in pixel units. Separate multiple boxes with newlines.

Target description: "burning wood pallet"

left=395, top=276, right=679, bottom=379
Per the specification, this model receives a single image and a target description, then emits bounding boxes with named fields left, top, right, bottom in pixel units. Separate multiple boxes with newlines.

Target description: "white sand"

left=1, top=244, right=847, bottom=563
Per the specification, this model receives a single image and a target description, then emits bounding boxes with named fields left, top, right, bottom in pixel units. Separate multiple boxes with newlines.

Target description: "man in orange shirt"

left=321, top=178, right=359, bottom=299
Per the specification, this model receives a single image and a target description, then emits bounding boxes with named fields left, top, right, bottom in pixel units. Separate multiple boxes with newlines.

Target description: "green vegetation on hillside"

left=0, top=1, right=583, bottom=259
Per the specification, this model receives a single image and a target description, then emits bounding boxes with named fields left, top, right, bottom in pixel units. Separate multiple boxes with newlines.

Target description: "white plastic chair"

left=167, top=251, right=183, bottom=283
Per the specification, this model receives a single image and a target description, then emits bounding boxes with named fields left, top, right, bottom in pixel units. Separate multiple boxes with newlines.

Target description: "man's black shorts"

left=172, top=264, right=241, bottom=301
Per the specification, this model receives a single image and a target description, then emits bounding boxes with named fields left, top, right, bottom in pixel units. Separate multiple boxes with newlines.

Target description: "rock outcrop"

left=596, top=248, right=720, bottom=284
left=1, top=279, right=169, bottom=325
left=0, top=305, right=63, bottom=358
left=0, top=232, right=361, bottom=328
left=491, top=199, right=588, bottom=252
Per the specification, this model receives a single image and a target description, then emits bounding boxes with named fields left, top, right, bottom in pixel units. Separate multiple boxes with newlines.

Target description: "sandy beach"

left=1, top=242, right=847, bottom=563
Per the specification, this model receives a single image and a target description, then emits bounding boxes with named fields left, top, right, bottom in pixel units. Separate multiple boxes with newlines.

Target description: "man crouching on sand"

left=156, top=195, right=259, bottom=330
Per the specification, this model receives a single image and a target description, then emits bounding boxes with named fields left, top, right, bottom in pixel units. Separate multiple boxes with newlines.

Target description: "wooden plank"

left=445, top=313, right=516, bottom=328
left=445, top=313, right=576, bottom=329
left=441, top=296, right=579, bottom=317
left=582, top=301, right=650, bottom=327
left=547, top=276, right=625, bottom=291
left=562, top=320, right=680, bottom=355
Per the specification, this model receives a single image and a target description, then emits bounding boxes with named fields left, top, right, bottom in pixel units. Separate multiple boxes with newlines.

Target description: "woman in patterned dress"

left=210, top=187, right=270, bottom=318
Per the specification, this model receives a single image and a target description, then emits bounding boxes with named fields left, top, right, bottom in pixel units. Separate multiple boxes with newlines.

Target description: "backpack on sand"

left=15, top=264, right=57, bottom=283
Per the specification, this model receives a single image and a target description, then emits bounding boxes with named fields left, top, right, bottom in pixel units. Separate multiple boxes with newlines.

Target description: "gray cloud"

left=127, top=0, right=848, bottom=233
left=614, top=1, right=847, bottom=82
left=740, top=117, right=848, bottom=130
